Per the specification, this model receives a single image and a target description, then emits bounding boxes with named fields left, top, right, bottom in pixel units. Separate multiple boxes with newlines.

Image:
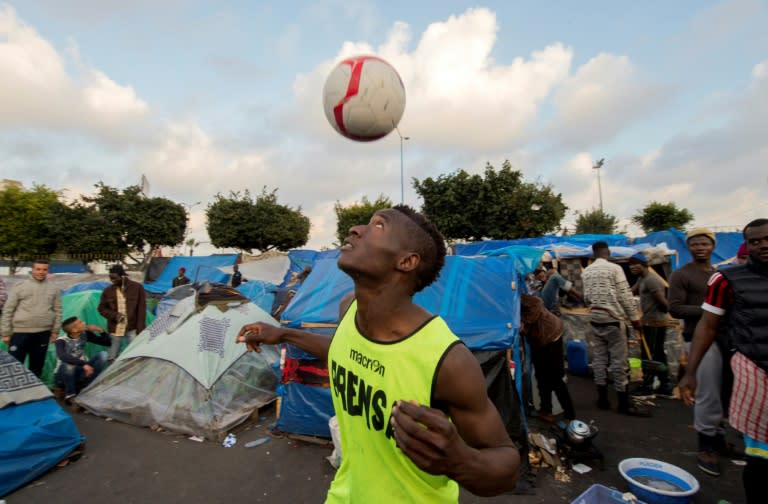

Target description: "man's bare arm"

left=237, top=323, right=332, bottom=361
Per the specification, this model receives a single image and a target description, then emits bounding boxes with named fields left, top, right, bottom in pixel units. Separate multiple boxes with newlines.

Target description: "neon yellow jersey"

left=325, top=300, right=461, bottom=503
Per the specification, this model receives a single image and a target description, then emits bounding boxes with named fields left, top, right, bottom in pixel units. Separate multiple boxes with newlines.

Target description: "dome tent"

left=76, top=297, right=279, bottom=441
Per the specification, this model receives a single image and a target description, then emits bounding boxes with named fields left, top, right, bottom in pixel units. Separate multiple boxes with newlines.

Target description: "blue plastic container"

left=571, top=483, right=646, bottom=504
left=567, top=339, right=589, bottom=376
left=618, top=458, right=699, bottom=504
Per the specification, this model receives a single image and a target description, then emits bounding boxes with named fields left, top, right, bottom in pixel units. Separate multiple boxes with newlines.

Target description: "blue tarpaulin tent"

left=455, top=234, right=629, bottom=256
left=143, top=255, right=239, bottom=294
left=0, top=351, right=84, bottom=497
left=633, top=229, right=743, bottom=270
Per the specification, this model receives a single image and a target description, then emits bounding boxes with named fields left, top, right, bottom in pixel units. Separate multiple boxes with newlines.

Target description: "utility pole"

left=396, top=127, right=409, bottom=205
left=593, top=158, right=605, bottom=212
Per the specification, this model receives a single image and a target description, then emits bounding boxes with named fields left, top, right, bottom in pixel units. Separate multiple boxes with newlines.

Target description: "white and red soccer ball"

left=322, top=55, right=406, bottom=142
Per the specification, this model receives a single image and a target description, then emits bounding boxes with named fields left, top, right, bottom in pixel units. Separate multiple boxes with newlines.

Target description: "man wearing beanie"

left=668, top=227, right=734, bottom=476
left=680, top=219, right=768, bottom=503
left=628, top=253, right=672, bottom=395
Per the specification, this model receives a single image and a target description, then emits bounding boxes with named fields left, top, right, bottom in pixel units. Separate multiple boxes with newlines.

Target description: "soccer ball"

left=322, top=55, right=406, bottom=142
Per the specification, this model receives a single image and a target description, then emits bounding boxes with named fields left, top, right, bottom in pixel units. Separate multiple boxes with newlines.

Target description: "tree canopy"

left=78, top=183, right=187, bottom=268
left=413, top=160, right=567, bottom=241
left=574, top=208, right=620, bottom=235
left=206, top=188, right=310, bottom=253
left=334, top=195, right=393, bottom=245
left=0, top=184, right=60, bottom=273
left=632, top=201, right=694, bottom=233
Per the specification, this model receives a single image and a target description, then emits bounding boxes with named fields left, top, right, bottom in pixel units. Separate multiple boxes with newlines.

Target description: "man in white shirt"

left=582, top=242, right=649, bottom=417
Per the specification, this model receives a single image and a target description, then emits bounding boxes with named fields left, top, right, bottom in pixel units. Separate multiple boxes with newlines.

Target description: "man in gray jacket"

left=1, top=259, right=62, bottom=378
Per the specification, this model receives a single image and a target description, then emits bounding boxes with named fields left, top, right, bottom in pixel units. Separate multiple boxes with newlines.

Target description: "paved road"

left=7, top=376, right=746, bottom=503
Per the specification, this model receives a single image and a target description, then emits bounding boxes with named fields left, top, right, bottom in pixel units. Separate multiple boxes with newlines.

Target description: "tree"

left=413, top=160, right=567, bottom=241
left=334, top=195, right=393, bottom=244
left=206, top=188, right=310, bottom=253
left=50, top=201, right=128, bottom=264
left=0, top=185, right=60, bottom=274
left=632, top=201, right=694, bottom=233
left=574, top=208, right=620, bottom=235
left=80, top=183, right=187, bottom=269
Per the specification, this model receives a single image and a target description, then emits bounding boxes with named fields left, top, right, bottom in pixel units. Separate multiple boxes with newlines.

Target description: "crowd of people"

left=0, top=211, right=765, bottom=503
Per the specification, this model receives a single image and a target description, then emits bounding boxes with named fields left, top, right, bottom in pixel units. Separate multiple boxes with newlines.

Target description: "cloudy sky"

left=2, top=0, right=767, bottom=253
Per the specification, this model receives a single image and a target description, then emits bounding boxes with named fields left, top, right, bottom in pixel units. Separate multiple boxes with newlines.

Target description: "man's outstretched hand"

left=391, top=400, right=468, bottom=476
left=236, top=322, right=282, bottom=352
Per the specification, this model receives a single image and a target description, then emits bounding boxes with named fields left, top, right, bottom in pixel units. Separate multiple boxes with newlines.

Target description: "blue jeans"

left=55, top=351, right=108, bottom=396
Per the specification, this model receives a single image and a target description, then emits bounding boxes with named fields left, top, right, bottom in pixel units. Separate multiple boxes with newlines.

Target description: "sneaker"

left=697, top=451, right=721, bottom=476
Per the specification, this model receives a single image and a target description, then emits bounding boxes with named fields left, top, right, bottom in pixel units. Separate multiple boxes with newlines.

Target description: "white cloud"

left=548, top=53, right=668, bottom=149
left=293, top=7, right=573, bottom=150
left=0, top=5, right=148, bottom=140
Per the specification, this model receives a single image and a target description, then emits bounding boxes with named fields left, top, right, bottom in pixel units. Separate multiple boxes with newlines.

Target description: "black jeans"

left=641, top=325, right=670, bottom=387
left=531, top=338, right=575, bottom=419
left=9, top=331, right=51, bottom=378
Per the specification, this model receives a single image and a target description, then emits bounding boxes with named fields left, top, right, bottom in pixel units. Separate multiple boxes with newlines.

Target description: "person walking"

left=668, top=228, right=734, bottom=476
left=0, top=259, right=62, bottom=378
left=679, top=219, right=768, bottom=504
left=582, top=242, right=649, bottom=417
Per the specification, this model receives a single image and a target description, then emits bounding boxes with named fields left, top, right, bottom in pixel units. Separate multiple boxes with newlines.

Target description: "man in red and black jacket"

left=680, top=218, right=768, bottom=504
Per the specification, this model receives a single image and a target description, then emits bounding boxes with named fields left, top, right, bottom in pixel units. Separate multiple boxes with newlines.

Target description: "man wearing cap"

left=99, top=264, right=147, bottom=361
left=628, top=253, right=672, bottom=396
left=172, top=267, right=190, bottom=287
left=582, top=241, right=649, bottom=417
left=668, top=227, right=733, bottom=476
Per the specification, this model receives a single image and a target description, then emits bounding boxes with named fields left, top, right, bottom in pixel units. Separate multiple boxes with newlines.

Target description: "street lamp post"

left=592, top=159, right=605, bottom=212
left=396, top=127, right=409, bottom=204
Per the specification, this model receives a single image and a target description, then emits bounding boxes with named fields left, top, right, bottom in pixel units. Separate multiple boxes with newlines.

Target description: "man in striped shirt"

left=582, top=241, right=649, bottom=417
left=680, top=218, right=768, bottom=504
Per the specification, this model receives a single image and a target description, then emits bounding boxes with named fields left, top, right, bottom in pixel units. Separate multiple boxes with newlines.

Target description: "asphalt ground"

left=6, top=375, right=746, bottom=504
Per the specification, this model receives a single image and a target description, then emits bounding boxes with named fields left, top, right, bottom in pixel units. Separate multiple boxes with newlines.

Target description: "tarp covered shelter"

left=0, top=351, right=84, bottom=497
left=143, top=254, right=239, bottom=294
left=455, top=234, right=630, bottom=256
left=76, top=298, right=280, bottom=440
left=633, top=228, right=743, bottom=270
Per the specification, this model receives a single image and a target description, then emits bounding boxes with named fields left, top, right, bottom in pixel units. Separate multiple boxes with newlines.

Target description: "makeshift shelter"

left=0, top=351, right=84, bottom=497
left=633, top=228, right=743, bottom=270
left=224, top=253, right=291, bottom=286
left=76, top=297, right=280, bottom=441
left=143, top=254, right=239, bottom=295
